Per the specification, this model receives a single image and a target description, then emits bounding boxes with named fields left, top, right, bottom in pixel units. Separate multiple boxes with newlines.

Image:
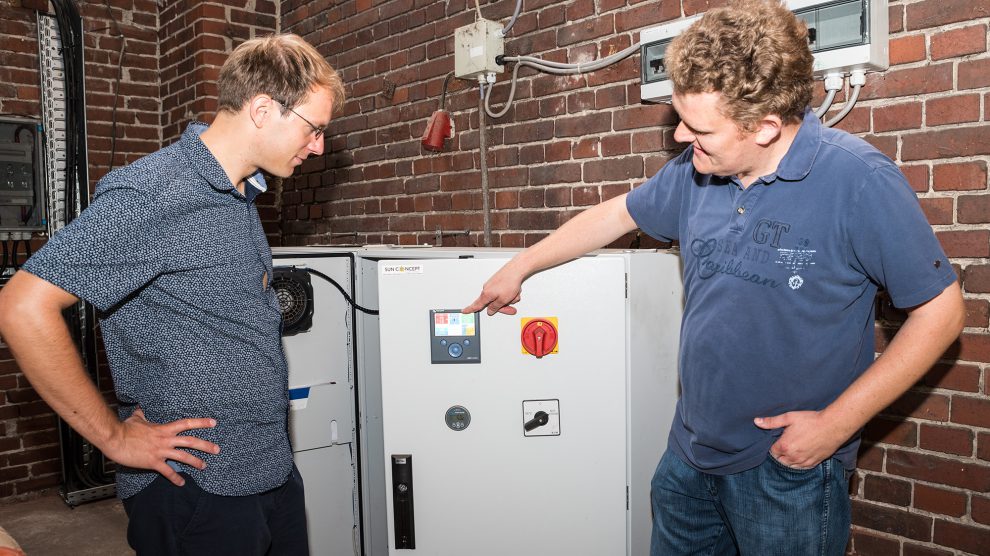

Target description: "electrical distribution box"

left=274, top=246, right=524, bottom=556
left=454, top=19, right=505, bottom=80
left=0, top=116, right=47, bottom=232
left=641, top=0, right=888, bottom=103
left=792, top=0, right=888, bottom=75
left=639, top=16, right=700, bottom=105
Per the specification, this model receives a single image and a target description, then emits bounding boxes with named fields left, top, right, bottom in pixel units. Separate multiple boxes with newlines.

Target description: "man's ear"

left=753, top=113, right=783, bottom=146
left=248, top=95, right=276, bottom=129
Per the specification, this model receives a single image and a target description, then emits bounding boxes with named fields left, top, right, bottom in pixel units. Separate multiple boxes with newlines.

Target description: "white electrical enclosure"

left=641, top=0, right=888, bottom=103
left=275, top=246, right=523, bottom=556
left=274, top=247, right=683, bottom=556
left=792, top=0, right=888, bottom=75
left=278, top=253, right=361, bottom=556
left=454, top=18, right=505, bottom=80
left=378, top=252, right=683, bottom=555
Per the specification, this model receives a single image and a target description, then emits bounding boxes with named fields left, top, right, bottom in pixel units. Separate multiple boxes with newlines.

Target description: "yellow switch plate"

left=520, top=317, right=559, bottom=355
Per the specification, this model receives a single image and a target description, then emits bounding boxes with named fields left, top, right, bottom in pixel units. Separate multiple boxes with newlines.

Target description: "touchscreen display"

left=433, top=312, right=475, bottom=337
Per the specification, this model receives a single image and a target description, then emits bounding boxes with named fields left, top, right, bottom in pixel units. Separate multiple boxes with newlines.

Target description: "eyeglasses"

left=272, top=98, right=326, bottom=139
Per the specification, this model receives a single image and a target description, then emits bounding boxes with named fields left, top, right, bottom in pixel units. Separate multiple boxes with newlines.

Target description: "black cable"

left=439, top=72, right=454, bottom=110
left=303, top=268, right=379, bottom=315
left=102, top=0, right=125, bottom=173
left=0, top=239, right=8, bottom=279
left=51, top=0, right=89, bottom=221
left=70, top=0, right=88, bottom=214
left=628, top=231, right=642, bottom=249
left=9, top=239, right=20, bottom=270
left=48, top=0, right=114, bottom=492
left=51, top=0, right=76, bottom=222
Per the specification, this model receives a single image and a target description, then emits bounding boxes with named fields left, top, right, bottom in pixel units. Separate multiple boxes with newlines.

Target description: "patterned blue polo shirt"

left=24, top=123, right=292, bottom=498
left=627, top=109, right=956, bottom=475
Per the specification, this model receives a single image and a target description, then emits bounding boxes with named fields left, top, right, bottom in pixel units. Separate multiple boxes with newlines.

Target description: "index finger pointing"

left=462, top=295, right=492, bottom=314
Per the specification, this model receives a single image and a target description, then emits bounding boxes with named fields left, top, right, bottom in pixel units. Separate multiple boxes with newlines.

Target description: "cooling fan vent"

left=273, top=267, right=314, bottom=336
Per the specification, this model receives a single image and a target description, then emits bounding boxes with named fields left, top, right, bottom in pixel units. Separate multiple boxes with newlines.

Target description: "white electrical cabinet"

left=378, top=253, right=682, bottom=555
left=274, top=247, right=683, bottom=556
left=277, top=251, right=362, bottom=556
left=276, top=247, right=511, bottom=556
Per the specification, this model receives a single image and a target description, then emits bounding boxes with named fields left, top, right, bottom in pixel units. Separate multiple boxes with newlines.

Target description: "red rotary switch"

left=521, top=319, right=558, bottom=358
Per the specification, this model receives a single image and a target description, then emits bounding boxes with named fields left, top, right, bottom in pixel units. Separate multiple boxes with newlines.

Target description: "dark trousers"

left=122, top=465, right=309, bottom=556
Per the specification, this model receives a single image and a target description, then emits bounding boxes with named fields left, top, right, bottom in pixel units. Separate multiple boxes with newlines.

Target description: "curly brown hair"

left=665, top=0, right=814, bottom=130
left=217, top=33, right=345, bottom=116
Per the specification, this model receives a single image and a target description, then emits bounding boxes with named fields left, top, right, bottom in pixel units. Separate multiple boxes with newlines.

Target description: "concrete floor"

left=0, top=490, right=131, bottom=555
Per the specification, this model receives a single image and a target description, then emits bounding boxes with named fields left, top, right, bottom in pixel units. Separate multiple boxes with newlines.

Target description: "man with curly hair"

left=465, top=1, right=964, bottom=553
left=0, top=34, right=343, bottom=555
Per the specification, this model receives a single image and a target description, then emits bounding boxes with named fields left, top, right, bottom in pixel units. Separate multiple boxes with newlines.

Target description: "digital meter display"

left=445, top=405, right=471, bottom=431
left=433, top=312, right=476, bottom=337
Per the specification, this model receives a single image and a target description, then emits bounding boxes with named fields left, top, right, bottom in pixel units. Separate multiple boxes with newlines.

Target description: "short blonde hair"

left=665, top=0, right=814, bottom=130
left=217, top=33, right=345, bottom=115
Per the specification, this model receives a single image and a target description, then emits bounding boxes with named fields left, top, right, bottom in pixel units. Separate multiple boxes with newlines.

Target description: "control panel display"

left=430, top=309, right=481, bottom=364
left=433, top=311, right=475, bottom=337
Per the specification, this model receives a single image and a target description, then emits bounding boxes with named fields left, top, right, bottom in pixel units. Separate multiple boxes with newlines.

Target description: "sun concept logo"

left=382, top=263, right=424, bottom=275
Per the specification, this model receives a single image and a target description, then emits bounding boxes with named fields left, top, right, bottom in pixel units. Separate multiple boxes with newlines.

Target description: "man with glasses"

left=273, top=98, right=328, bottom=138
left=0, top=34, right=343, bottom=555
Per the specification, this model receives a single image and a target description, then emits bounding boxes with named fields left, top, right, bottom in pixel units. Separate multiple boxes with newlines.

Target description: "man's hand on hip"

left=106, top=408, right=220, bottom=487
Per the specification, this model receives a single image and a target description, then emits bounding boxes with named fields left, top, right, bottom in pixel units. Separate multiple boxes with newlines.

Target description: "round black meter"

left=444, top=405, right=471, bottom=431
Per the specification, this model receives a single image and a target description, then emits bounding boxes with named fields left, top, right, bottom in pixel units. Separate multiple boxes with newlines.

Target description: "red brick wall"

left=157, top=0, right=280, bottom=242
left=853, top=2, right=990, bottom=554
left=283, top=0, right=990, bottom=553
left=159, top=0, right=279, bottom=144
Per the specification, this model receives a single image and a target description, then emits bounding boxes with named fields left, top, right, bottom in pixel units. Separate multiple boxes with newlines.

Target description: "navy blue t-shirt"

left=23, top=123, right=292, bottom=498
left=627, top=109, right=956, bottom=474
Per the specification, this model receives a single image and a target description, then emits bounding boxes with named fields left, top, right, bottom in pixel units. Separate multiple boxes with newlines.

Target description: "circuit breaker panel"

left=0, top=117, right=47, bottom=233
left=641, top=0, right=889, bottom=103
left=378, top=253, right=683, bottom=555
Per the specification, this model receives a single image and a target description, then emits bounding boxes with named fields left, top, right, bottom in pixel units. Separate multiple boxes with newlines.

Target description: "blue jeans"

left=650, top=449, right=850, bottom=556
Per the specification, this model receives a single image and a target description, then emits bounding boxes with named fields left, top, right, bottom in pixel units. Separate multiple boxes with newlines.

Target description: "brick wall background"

left=1, top=0, right=988, bottom=554
left=157, top=0, right=281, bottom=241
